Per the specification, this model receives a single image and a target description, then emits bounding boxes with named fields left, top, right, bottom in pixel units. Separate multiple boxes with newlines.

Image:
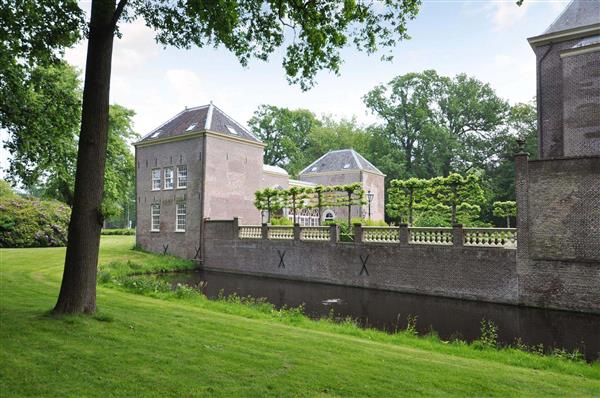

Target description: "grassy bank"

left=1, top=236, right=599, bottom=397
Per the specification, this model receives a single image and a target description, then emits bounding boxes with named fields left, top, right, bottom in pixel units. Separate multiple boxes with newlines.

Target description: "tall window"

left=164, top=167, right=174, bottom=189
left=151, top=204, right=160, bottom=231
left=151, top=169, right=161, bottom=190
left=177, top=165, right=187, bottom=188
left=176, top=202, right=186, bottom=232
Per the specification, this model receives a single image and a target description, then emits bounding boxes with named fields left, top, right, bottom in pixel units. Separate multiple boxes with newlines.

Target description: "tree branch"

left=110, top=0, right=128, bottom=32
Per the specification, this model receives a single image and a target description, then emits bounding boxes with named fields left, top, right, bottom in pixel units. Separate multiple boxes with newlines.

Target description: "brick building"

left=134, top=103, right=384, bottom=258
left=516, top=0, right=599, bottom=312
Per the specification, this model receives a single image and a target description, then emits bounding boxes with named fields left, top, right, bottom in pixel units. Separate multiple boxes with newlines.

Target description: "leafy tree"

left=338, top=183, right=366, bottom=228
left=102, top=105, right=138, bottom=219
left=426, top=173, right=486, bottom=225
left=254, top=187, right=285, bottom=223
left=386, top=177, right=429, bottom=224
left=484, top=102, right=538, bottom=205
left=2, top=62, right=81, bottom=204
left=248, top=105, right=319, bottom=175
left=364, top=70, right=508, bottom=179
left=363, top=70, right=439, bottom=177
left=435, top=73, right=509, bottom=175
left=492, top=201, right=517, bottom=228
left=304, top=116, right=372, bottom=165
left=3, top=0, right=421, bottom=314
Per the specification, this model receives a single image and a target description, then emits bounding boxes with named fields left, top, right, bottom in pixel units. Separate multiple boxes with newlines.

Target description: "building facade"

left=516, top=0, right=600, bottom=313
left=134, top=103, right=385, bottom=258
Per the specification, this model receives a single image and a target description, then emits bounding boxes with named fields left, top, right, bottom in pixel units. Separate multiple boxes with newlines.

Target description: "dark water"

left=160, top=270, right=600, bottom=361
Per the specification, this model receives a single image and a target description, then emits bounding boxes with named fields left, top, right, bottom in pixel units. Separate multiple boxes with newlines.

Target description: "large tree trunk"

left=53, top=0, right=117, bottom=314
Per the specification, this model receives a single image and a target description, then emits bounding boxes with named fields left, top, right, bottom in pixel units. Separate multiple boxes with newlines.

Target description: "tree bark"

left=53, top=0, right=117, bottom=314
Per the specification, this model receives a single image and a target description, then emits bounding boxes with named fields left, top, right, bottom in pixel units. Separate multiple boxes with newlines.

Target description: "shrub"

left=0, top=180, right=16, bottom=198
left=270, top=217, right=293, bottom=226
left=0, top=196, right=71, bottom=248
left=115, top=276, right=172, bottom=295
left=351, top=217, right=388, bottom=227
left=101, top=228, right=135, bottom=235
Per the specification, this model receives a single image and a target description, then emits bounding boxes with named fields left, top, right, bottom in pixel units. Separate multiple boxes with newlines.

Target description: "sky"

left=1, top=0, right=570, bottom=177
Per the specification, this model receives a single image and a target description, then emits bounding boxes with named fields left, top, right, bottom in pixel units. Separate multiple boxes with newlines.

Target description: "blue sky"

left=1, top=0, right=570, bottom=176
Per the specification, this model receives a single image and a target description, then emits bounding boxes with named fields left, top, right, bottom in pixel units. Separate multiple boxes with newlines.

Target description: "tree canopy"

left=2, top=62, right=138, bottom=219
left=363, top=70, right=509, bottom=178
left=1, top=0, right=423, bottom=314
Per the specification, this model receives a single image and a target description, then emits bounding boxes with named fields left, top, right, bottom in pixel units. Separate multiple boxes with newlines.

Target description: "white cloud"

left=463, top=0, right=571, bottom=31
left=165, top=69, right=206, bottom=106
left=474, top=0, right=533, bottom=31
left=65, top=19, right=159, bottom=74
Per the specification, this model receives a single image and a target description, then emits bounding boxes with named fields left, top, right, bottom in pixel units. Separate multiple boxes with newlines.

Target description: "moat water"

left=159, top=270, right=600, bottom=361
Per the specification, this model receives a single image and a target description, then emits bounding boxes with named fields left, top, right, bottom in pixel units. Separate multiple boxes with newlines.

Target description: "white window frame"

left=151, top=169, right=161, bottom=191
left=176, top=165, right=187, bottom=189
left=175, top=202, right=186, bottom=232
left=151, top=204, right=160, bottom=231
left=164, top=167, right=174, bottom=190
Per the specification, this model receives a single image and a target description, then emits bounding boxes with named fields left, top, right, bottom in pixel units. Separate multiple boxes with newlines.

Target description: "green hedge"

left=101, top=228, right=136, bottom=236
left=0, top=196, right=71, bottom=248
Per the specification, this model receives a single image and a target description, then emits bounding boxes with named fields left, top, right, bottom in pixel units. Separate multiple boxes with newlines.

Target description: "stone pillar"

left=329, top=224, right=339, bottom=243
left=232, top=217, right=239, bottom=240
left=353, top=223, right=363, bottom=245
left=398, top=223, right=409, bottom=246
left=293, top=223, right=301, bottom=241
left=452, top=224, right=464, bottom=247
left=261, top=223, right=268, bottom=240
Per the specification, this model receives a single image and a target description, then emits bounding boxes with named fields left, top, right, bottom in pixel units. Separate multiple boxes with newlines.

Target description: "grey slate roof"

left=299, top=149, right=384, bottom=176
left=138, top=103, right=260, bottom=143
left=544, top=0, right=600, bottom=34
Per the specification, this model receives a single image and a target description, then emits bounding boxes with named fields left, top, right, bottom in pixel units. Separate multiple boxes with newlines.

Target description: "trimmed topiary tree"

left=493, top=201, right=517, bottom=227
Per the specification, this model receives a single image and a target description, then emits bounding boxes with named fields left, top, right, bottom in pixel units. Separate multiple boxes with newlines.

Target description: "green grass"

left=1, top=236, right=599, bottom=397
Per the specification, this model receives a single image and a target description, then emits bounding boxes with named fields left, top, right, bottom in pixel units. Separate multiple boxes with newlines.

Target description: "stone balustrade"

left=235, top=218, right=517, bottom=249
left=409, top=227, right=454, bottom=246
left=238, top=225, right=262, bottom=239
left=267, top=225, right=294, bottom=240
left=362, top=226, right=399, bottom=243
left=464, top=228, right=517, bottom=249
left=300, top=226, right=331, bottom=241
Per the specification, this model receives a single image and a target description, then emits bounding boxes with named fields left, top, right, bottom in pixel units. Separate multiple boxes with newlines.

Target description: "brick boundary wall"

left=202, top=220, right=518, bottom=305
left=515, top=155, right=600, bottom=314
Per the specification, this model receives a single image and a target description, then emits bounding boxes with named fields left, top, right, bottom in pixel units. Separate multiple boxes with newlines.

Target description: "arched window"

left=323, top=210, right=335, bottom=223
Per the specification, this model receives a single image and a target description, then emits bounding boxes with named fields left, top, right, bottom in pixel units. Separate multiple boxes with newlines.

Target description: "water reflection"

left=161, top=270, right=600, bottom=361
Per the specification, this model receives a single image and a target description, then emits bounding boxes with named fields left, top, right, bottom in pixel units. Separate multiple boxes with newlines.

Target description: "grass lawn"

left=1, top=236, right=599, bottom=397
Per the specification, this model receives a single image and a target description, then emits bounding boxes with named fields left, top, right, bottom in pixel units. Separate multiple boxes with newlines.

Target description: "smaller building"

left=298, top=149, right=385, bottom=222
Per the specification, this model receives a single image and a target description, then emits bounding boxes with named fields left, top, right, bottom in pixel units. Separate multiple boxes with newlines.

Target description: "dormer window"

left=226, top=125, right=239, bottom=135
